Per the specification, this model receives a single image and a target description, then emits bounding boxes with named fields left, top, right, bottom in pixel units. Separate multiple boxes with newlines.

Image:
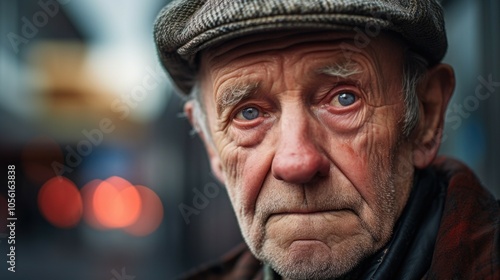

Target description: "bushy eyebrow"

left=216, top=82, right=259, bottom=115
left=317, top=61, right=363, bottom=78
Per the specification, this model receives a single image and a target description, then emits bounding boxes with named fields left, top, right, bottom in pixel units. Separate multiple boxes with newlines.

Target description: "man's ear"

left=412, top=64, right=455, bottom=169
left=184, top=100, right=226, bottom=184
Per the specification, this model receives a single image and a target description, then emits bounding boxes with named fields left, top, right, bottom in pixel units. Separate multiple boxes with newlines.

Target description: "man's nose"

left=271, top=110, right=330, bottom=184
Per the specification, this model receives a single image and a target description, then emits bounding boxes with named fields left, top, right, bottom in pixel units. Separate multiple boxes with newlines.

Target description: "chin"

left=258, top=238, right=372, bottom=280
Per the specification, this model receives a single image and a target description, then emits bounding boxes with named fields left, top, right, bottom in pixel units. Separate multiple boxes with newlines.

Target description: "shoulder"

left=427, top=156, right=500, bottom=279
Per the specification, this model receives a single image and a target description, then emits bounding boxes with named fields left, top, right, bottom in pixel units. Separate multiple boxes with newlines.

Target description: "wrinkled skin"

left=186, top=31, right=454, bottom=279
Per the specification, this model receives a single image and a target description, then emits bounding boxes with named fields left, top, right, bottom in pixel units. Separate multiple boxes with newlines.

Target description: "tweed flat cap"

left=154, top=0, right=447, bottom=95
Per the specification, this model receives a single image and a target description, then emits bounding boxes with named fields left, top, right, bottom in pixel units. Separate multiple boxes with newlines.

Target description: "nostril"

left=271, top=149, right=329, bottom=184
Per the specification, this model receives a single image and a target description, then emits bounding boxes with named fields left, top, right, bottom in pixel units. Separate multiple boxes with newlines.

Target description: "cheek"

left=219, top=143, right=273, bottom=218
left=331, top=113, right=401, bottom=207
left=331, top=136, right=374, bottom=204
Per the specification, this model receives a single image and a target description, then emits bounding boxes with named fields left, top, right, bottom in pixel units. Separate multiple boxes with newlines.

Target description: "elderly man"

left=154, top=0, right=499, bottom=279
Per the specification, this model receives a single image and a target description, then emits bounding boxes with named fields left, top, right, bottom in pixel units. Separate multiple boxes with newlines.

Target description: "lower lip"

left=289, top=239, right=327, bottom=249
left=267, top=210, right=352, bottom=224
left=272, top=209, right=350, bottom=217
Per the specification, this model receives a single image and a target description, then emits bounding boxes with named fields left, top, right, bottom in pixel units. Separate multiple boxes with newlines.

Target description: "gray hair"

left=189, top=50, right=428, bottom=140
left=189, top=83, right=215, bottom=147
left=401, top=50, right=429, bottom=137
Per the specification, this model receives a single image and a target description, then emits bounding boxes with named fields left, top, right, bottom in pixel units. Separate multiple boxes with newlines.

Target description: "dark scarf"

left=355, top=164, right=447, bottom=279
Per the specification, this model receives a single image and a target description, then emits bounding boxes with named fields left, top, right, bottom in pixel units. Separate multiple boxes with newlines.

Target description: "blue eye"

left=335, top=92, right=357, bottom=107
left=237, top=107, right=260, bottom=120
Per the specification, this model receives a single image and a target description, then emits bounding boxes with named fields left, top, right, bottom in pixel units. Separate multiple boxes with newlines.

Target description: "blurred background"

left=0, top=0, right=498, bottom=279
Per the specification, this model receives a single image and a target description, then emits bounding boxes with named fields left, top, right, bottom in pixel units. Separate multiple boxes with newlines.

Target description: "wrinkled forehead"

left=199, top=30, right=407, bottom=75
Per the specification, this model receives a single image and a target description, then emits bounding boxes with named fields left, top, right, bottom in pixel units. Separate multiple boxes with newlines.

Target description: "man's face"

left=197, top=31, right=416, bottom=279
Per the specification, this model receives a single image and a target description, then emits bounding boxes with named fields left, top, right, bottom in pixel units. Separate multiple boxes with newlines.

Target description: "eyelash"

left=232, top=103, right=268, bottom=122
left=324, top=85, right=361, bottom=108
left=235, top=107, right=260, bottom=120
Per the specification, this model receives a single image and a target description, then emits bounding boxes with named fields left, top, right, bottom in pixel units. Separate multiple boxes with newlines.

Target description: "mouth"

left=266, top=209, right=353, bottom=223
left=263, top=209, right=359, bottom=244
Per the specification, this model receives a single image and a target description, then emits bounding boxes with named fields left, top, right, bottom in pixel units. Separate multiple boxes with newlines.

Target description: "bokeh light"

left=22, top=136, right=64, bottom=184
left=92, top=177, right=142, bottom=229
left=124, top=185, right=164, bottom=236
left=81, top=179, right=106, bottom=230
left=38, top=177, right=83, bottom=228
left=82, top=177, right=164, bottom=235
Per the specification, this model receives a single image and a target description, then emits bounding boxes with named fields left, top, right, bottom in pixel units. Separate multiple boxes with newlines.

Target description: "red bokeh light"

left=81, top=176, right=163, bottom=236
left=92, top=177, right=142, bottom=229
left=124, top=185, right=164, bottom=236
left=38, top=177, right=83, bottom=228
